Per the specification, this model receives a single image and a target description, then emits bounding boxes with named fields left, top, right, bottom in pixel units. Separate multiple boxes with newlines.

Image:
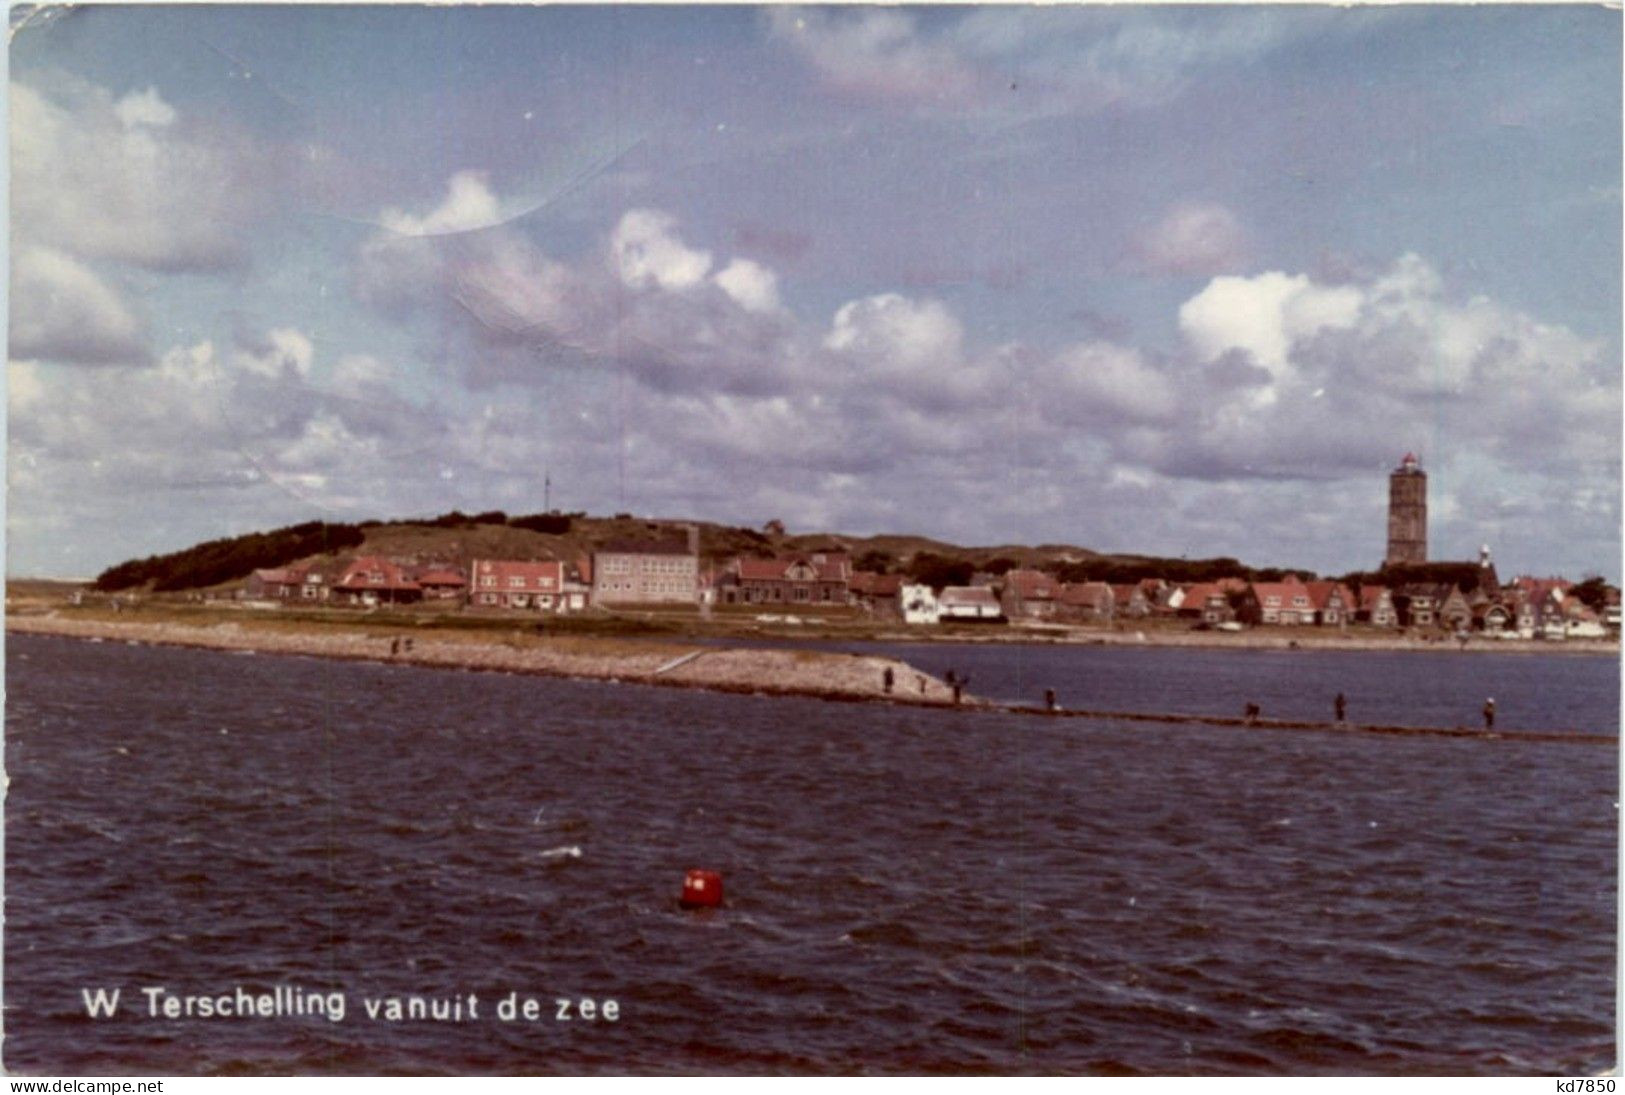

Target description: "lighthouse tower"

left=1385, top=453, right=1427, bottom=566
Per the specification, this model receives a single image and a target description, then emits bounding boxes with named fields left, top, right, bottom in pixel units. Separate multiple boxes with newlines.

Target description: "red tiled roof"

left=253, top=567, right=305, bottom=584
left=335, top=556, right=420, bottom=592
left=850, top=571, right=902, bottom=596
left=1004, top=569, right=1059, bottom=600
left=471, top=559, right=563, bottom=592
left=1304, top=581, right=1354, bottom=611
left=413, top=567, right=467, bottom=587
left=1058, top=581, right=1111, bottom=606
left=735, top=556, right=848, bottom=583
left=1359, top=585, right=1392, bottom=611
left=1110, top=583, right=1144, bottom=607
left=1249, top=577, right=1312, bottom=603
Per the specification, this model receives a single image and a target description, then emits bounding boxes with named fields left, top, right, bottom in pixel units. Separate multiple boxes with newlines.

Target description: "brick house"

left=1250, top=577, right=1315, bottom=625
left=1305, top=581, right=1356, bottom=626
left=1056, top=581, right=1114, bottom=622
left=1357, top=585, right=1398, bottom=627
left=469, top=559, right=566, bottom=610
left=413, top=565, right=467, bottom=601
left=719, top=553, right=850, bottom=606
left=1000, top=569, right=1061, bottom=619
left=333, top=556, right=422, bottom=605
left=1111, top=583, right=1153, bottom=619
left=244, top=566, right=328, bottom=601
left=849, top=571, right=905, bottom=617
left=1177, top=582, right=1239, bottom=624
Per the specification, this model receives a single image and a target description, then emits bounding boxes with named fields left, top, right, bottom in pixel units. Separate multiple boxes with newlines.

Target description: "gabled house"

left=412, top=565, right=467, bottom=601
left=850, top=571, right=905, bottom=617
left=470, top=559, right=565, bottom=610
left=1305, top=581, right=1356, bottom=626
left=719, top=554, right=849, bottom=606
left=938, top=586, right=1004, bottom=621
left=1250, top=577, right=1314, bottom=625
left=1056, top=581, right=1114, bottom=622
left=900, top=583, right=940, bottom=625
left=1176, top=582, right=1237, bottom=624
left=1357, top=585, right=1398, bottom=627
left=1000, top=569, right=1061, bottom=619
left=245, top=566, right=327, bottom=601
left=333, top=556, right=422, bottom=605
left=1111, top=583, right=1153, bottom=619
left=1396, top=583, right=1471, bottom=630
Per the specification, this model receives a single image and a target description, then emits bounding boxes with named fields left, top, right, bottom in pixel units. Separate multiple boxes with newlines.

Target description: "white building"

left=900, top=583, right=939, bottom=625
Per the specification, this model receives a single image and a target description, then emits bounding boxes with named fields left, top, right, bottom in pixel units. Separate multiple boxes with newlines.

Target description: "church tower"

left=1385, top=453, right=1427, bottom=566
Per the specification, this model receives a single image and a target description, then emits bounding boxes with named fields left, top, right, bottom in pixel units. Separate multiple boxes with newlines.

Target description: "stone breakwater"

left=5, top=614, right=966, bottom=707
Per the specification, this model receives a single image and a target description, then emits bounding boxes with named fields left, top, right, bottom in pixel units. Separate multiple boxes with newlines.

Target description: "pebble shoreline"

left=6, top=614, right=967, bottom=708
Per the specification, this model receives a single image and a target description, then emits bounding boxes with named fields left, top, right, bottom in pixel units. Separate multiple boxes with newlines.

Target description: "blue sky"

left=7, top=4, right=1620, bottom=580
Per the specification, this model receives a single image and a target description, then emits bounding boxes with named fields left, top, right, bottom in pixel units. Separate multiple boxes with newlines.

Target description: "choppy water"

left=4, top=633, right=1617, bottom=1074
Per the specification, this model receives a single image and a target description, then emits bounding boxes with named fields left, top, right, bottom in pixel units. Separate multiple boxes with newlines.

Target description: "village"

left=237, top=534, right=1617, bottom=643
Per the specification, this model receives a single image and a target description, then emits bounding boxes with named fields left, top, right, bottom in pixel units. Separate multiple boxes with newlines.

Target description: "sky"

left=6, top=3, right=1621, bottom=581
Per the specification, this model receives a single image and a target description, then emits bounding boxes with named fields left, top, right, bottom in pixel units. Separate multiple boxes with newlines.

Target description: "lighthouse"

left=1385, top=453, right=1427, bottom=566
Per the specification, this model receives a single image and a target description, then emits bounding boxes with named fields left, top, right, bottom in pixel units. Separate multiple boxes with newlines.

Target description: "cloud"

left=610, top=209, right=713, bottom=291
left=8, top=246, right=149, bottom=365
left=113, top=86, right=176, bottom=129
left=10, top=76, right=270, bottom=272
left=769, top=7, right=1379, bottom=117
left=714, top=258, right=781, bottom=313
left=356, top=179, right=800, bottom=395
left=1179, top=270, right=1362, bottom=375
left=766, top=7, right=984, bottom=108
left=380, top=170, right=506, bottom=237
left=1133, top=201, right=1249, bottom=276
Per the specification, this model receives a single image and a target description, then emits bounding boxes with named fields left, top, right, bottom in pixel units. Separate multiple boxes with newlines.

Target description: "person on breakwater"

left=1244, top=702, right=1261, bottom=724
left=1335, top=692, right=1347, bottom=722
left=883, top=666, right=894, bottom=694
left=1483, top=698, right=1495, bottom=729
left=1045, top=688, right=1058, bottom=712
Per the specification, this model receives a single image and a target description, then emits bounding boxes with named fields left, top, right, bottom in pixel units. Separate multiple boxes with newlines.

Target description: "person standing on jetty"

left=882, top=666, right=894, bottom=695
left=1334, top=692, right=1347, bottom=722
left=1483, top=698, right=1496, bottom=729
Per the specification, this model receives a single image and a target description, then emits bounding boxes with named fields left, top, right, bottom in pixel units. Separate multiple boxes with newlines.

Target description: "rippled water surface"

left=5, top=633, right=1617, bottom=1074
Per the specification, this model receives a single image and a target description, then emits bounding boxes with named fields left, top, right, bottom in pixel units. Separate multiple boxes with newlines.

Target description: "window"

left=482, top=576, right=496, bottom=588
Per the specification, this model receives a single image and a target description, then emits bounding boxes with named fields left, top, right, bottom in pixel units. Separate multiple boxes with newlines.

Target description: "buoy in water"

left=680, top=869, right=723, bottom=909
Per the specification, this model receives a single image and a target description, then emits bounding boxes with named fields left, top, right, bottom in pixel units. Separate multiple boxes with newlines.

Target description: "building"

left=1000, top=569, right=1061, bottom=619
left=937, top=586, right=1004, bottom=621
left=1111, top=583, right=1153, bottom=619
left=469, top=559, right=566, bottom=610
left=591, top=530, right=699, bottom=605
left=1386, top=452, right=1427, bottom=566
left=850, top=571, right=905, bottom=617
left=899, top=583, right=940, bottom=624
left=333, top=556, right=422, bottom=605
left=244, top=566, right=327, bottom=601
left=1305, top=581, right=1356, bottom=626
left=1056, top=581, right=1114, bottom=622
left=1357, top=585, right=1398, bottom=627
left=1251, top=577, right=1315, bottom=625
left=718, top=553, right=850, bottom=606
left=1177, top=582, right=1237, bottom=625
left=413, top=565, right=467, bottom=601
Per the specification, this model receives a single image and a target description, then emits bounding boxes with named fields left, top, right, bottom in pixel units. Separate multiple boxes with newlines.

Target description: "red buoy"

left=680, top=869, right=723, bottom=909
